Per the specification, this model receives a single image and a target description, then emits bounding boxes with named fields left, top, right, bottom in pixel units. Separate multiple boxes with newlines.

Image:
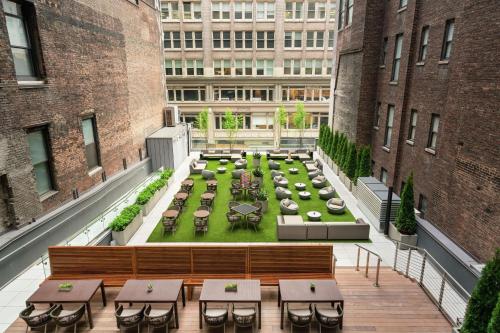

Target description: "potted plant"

left=253, top=152, right=262, bottom=167
left=109, top=204, right=143, bottom=245
left=253, top=167, right=264, bottom=184
left=310, top=282, right=316, bottom=292
left=58, top=282, right=73, bottom=292
left=147, top=282, right=154, bottom=293
left=136, top=169, right=173, bottom=216
left=255, top=189, right=269, bottom=213
left=225, top=283, right=238, bottom=292
left=389, top=174, right=418, bottom=249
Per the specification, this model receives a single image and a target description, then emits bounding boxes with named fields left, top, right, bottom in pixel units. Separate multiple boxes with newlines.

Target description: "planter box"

left=257, top=199, right=268, bottom=213
left=167, top=177, right=174, bottom=187
left=252, top=159, right=261, bottom=168
left=389, top=223, right=418, bottom=250
left=254, top=176, right=263, bottom=185
left=142, top=185, right=167, bottom=216
left=112, top=213, right=143, bottom=246
left=339, top=170, right=345, bottom=183
left=352, top=183, right=358, bottom=197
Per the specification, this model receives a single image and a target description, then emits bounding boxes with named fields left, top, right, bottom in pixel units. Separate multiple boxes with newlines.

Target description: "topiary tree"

left=356, top=146, right=372, bottom=181
left=195, top=107, right=210, bottom=149
left=345, top=143, right=358, bottom=180
left=325, top=128, right=333, bottom=157
left=222, top=108, right=242, bottom=150
left=488, top=295, right=500, bottom=333
left=394, top=174, right=417, bottom=235
left=462, top=249, right=500, bottom=333
left=293, top=102, right=307, bottom=148
left=276, top=105, right=288, bottom=149
left=330, top=131, right=338, bottom=159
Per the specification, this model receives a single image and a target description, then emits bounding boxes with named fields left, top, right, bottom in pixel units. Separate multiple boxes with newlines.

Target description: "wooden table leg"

left=100, top=282, right=107, bottom=306
left=199, top=301, right=203, bottom=329
left=174, top=302, right=179, bottom=328
left=280, top=301, right=285, bottom=329
left=258, top=301, right=261, bottom=329
left=277, top=285, right=281, bottom=307
left=340, top=300, right=344, bottom=329
left=181, top=283, right=186, bottom=307
left=85, top=302, right=94, bottom=329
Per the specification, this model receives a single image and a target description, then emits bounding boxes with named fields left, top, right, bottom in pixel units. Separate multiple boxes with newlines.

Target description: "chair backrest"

left=198, top=205, right=210, bottom=211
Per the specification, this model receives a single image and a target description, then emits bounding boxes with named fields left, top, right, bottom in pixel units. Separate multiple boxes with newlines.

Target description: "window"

left=183, top=2, right=201, bottom=19
left=256, top=2, right=274, bottom=20
left=418, top=194, right=428, bottom=218
left=338, top=0, right=344, bottom=29
left=305, top=59, right=323, bottom=75
left=3, top=0, right=43, bottom=80
left=427, top=114, right=440, bottom=150
left=326, top=59, right=333, bottom=75
left=346, top=0, right=353, bottom=25
left=257, top=31, right=274, bottom=49
left=165, top=59, right=183, bottom=75
left=27, top=127, right=54, bottom=195
left=391, top=34, right=403, bottom=81
left=384, top=105, right=395, bottom=148
left=399, top=0, right=407, bottom=9
left=285, top=2, right=303, bottom=20
left=381, top=37, right=388, bottom=65
left=328, top=2, right=336, bottom=21
left=307, top=2, right=326, bottom=19
left=212, top=2, right=230, bottom=20
left=213, top=87, right=274, bottom=102
left=186, top=59, right=203, bottom=75
left=418, top=26, right=429, bottom=62
left=82, top=117, right=100, bottom=170
left=408, top=110, right=417, bottom=142
left=441, top=19, right=455, bottom=60
left=374, top=102, right=381, bottom=128
left=235, top=59, right=252, bottom=75
left=235, top=2, right=252, bottom=20
left=256, top=59, right=274, bottom=76
left=306, top=31, right=324, bottom=48
left=184, top=31, right=202, bottom=48
left=180, top=113, right=198, bottom=125
left=235, top=31, right=253, bottom=49
left=168, top=87, right=206, bottom=102
left=328, top=30, right=334, bottom=48
left=213, top=31, right=230, bottom=48
left=380, top=168, right=388, bottom=185
left=161, top=1, right=179, bottom=20
left=164, top=31, right=181, bottom=48
left=284, top=31, right=302, bottom=48
left=284, top=59, right=301, bottom=75
left=214, top=59, right=231, bottom=76
left=282, top=86, right=305, bottom=101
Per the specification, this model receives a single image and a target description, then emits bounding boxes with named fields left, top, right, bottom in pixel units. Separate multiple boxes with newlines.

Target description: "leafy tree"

left=394, top=174, right=417, bottom=235
left=276, top=105, right=288, bottom=149
left=195, top=107, right=210, bottom=149
left=462, top=249, right=500, bottom=333
left=222, top=109, right=242, bottom=150
left=293, top=102, right=307, bottom=148
left=345, top=143, right=358, bottom=180
left=356, top=146, right=372, bottom=180
left=487, top=294, right=500, bottom=333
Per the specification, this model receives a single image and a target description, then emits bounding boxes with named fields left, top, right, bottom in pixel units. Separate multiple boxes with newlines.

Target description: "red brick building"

left=332, top=0, right=499, bottom=261
left=0, top=0, right=166, bottom=233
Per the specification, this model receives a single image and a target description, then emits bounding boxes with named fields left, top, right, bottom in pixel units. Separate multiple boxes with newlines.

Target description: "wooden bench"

left=48, top=244, right=335, bottom=298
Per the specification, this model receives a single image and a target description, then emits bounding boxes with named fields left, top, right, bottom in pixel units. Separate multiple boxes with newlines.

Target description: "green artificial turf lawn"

left=147, top=155, right=356, bottom=242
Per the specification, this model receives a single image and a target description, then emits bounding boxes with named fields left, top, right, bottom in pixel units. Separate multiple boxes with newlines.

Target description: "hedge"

left=135, top=169, right=173, bottom=206
left=109, top=204, right=141, bottom=232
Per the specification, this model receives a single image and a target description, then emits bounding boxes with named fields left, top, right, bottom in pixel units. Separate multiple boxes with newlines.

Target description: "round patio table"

left=201, top=193, right=215, bottom=200
left=175, top=192, right=188, bottom=201
left=182, top=179, right=194, bottom=186
left=206, top=180, right=218, bottom=185
left=220, top=159, right=229, bottom=165
left=193, top=210, right=210, bottom=218
left=285, top=159, right=294, bottom=164
left=295, top=183, right=306, bottom=191
left=299, top=191, right=311, bottom=200
left=289, top=168, right=299, bottom=174
left=307, top=211, right=321, bottom=221
left=217, top=167, right=227, bottom=174
left=162, top=210, right=179, bottom=219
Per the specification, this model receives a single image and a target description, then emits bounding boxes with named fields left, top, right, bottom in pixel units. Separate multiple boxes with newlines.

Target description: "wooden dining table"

left=206, top=179, right=218, bottom=185
left=193, top=210, right=210, bottom=218
left=182, top=179, right=194, bottom=186
left=175, top=192, right=188, bottom=201
left=200, top=192, right=215, bottom=200
left=162, top=209, right=179, bottom=219
left=26, top=279, right=106, bottom=329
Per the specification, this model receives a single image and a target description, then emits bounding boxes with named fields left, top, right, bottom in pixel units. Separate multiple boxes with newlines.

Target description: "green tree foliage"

left=293, top=102, right=307, bottom=148
left=345, top=143, right=358, bottom=180
left=487, top=294, right=500, bottom=333
left=331, top=131, right=339, bottom=160
left=222, top=108, right=242, bottom=150
left=462, top=249, right=500, bottom=333
left=109, top=204, right=141, bottom=232
left=277, top=105, right=288, bottom=148
left=356, top=146, right=372, bottom=180
left=395, top=174, right=417, bottom=235
left=195, top=107, right=210, bottom=149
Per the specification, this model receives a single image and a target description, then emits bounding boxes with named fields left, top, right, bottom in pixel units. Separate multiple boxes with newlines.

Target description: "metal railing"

left=355, top=244, right=382, bottom=287
left=393, top=240, right=470, bottom=327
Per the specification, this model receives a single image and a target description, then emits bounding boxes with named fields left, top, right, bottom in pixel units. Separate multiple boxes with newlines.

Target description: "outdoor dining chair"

left=202, top=304, right=228, bottom=333
left=19, top=304, right=57, bottom=333
left=144, top=304, right=174, bottom=333
left=115, top=304, right=146, bottom=333
left=50, top=304, right=87, bottom=333
left=287, top=305, right=314, bottom=333
left=314, top=303, right=343, bottom=333
left=226, top=211, right=243, bottom=231
left=232, top=304, right=256, bottom=333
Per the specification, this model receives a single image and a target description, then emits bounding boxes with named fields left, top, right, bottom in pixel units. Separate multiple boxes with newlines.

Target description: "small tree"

left=195, top=107, right=210, bottom=149
left=222, top=109, right=242, bottom=150
left=276, top=105, right=288, bottom=149
left=462, top=249, right=500, bottom=333
left=356, top=146, right=372, bottom=180
left=318, top=125, right=325, bottom=148
left=339, top=137, right=348, bottom=170
left=487, top=294, right=500, bottom=333
left=345, top=143, right=358, bottom=180
left=394, top=174, right=417, bottom=235
left=330, top=131, right=339, bottom=160
left=293, top=102, right=307, bottom=148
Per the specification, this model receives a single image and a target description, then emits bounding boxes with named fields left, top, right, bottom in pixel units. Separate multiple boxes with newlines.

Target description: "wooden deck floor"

left=6, top=268, right=451, bottom=333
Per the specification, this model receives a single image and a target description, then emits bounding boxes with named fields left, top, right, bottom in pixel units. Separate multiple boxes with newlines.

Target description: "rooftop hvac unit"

left=164, top=106, right=179, bottom=127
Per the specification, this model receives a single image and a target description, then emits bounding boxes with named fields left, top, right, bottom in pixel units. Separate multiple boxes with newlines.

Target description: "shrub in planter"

left=488, top=294, right=500, bottom=333
left=135, top=178, right=166, bottom=206
left=255, top=189, right=269, bottom=212
left=160, top=168, right=173, bottom=180
left=462, top=249, right=500, bottom=333
left=109, top=204, right=142, bottom=232
left=394, top=174, right=417, bottom=235
left=330, top=131, right=339, bottom=161
left=253, top=167, right=264, bottom=184
left=345, top=143, right=357, bottom=180
left=355, top=146, right=371, bottom=181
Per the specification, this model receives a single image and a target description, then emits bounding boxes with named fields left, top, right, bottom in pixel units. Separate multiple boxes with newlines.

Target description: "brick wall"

left=0, top=0, right=165, bottom=232
left=332, top=0, right=500, bottom=262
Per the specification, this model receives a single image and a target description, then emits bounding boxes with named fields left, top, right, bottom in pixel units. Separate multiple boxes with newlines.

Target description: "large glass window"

left=82, top=117, right=100, bottom=170
left=27, top=127, right=53, bottom=195
left=184, top=31, right=202, bottom=48
left=285, top=2, right=303, bottom=20
left=328, top=30, right=334, bottom=48
left=235, top=59, right=252, bottom=75
left=186, top=59, right=203, bottom=75
left=418, top=26, right=429, bottom=62
left=441, top=19, right=455, bottom=60
left=391, top=34, right=403, bottom=81
left=384, top=105, right=395, bottom=148
left=214, top=59, right=231, bottom=75
left=256, top=2, right=274, bottom=20
left=235, top=2, right=252, bottom=20
left=305, top=59, right=323, bottom=75
left=164, top=31, right=181, bottom=48
left=338, top=0, right=344, bottom=29
left=212, top=2, right=230, bottom=19
left=346, top=0, right=353, bottom=25
left=306, top=31, right=324, bottom=48
left=256, top=60, right=274, bottom=76
left=381, top=37, right=388, bottom=65
left=284, top=31, right=302, bottom=48
left=235, top=31, right=253, bottom=49
left=165, top=59, right=183, bottom=75
left=183, top=2, right=201, bottom=19
left=257, top=31, right=274, bottom=49
left=328, top=2, right=336, bottom=21
left=213, top=31, right=231, bottom=48
left=168, top=87, right=206, bottom=101
left=284, top=59, right=301, bottom=75
left=161, top=1, right=179, bottom=20
left=307, top=2, right=326, bottom=19
left=427, top=114, right=440, bottom=150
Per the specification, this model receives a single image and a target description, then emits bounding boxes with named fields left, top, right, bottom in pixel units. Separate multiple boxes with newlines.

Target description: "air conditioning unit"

left=164, top=105, right=179, bottom=127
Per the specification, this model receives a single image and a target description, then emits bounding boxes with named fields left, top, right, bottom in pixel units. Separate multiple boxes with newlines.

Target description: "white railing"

left=393, top=240, right=470, bottom=327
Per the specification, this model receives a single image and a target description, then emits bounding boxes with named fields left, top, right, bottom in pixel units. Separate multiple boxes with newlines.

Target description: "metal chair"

left=247, top=214, right=262, bottom=231
left=226, top=211, right=243, bottom=231
left=231, top=188, right=243, bottom=201
left=144, top=304, right=174, bottom=333
left=232, top=304, right=256, bottom=333
left=115, top=304, right=146, bottom=333
left=162, top=208, right=178, bottom=236
left=314, top=303, right=343, bottom=333
left=229, top=201, right=240, bottom=209
left=287, top=305, right=313, bottom=333
left=19, top=304, right=57, bottom=333
left=50, top=304, right=87, bottom=333
left=203, top=304, right=228, bottom=332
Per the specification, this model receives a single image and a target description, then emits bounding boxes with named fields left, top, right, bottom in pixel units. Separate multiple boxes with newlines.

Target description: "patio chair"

left=252, top=202, right=263, bottom=215
left=287, top=305, right=313, bottom=333
left=203, top=304, right=228, bottom=333
left=312, top=176, right=327, bottom=188
left=226, top=211, right=243, bottom=231
left=229, top=201, right=240, bottom=209
left=314, top=303, right=343, bottom=333
left=231, top=187, right=243, bottom=201
left=275, top=186, right=292, bottom=199
left=318, top=186, right=336, bottom=200
left=308, top=169, right=323, bottom=180
left=115, top=304, right=146, bottom=333
left=232, top=304, right=256, bottom=333
left=202, top=169, right=216, bottom=180
left=144, top=304, right=174, bottom=333
left=268, top=160, right=281, bottom=170
left=20, top=304, right=57, bottom=333
left=326, top=198, right=346, bottom=214
left=273, top=176, right=289, bottom=188
left=271, top=170, right=285, bottom=178
left=51, top=304, right=87, bottom=333
left=248, top=188, right=259, bottom=201
left=247, top=213, right=262, bottom=231
left=235, top=159, right=247, bottom=169
left=181, top=178, right=195, bottom=192
left=207, top=182, right=218, bottom=192
left=280, top=198, right=299, bottom=215
left=194, top=218, right=208, bottom=235
left=232, top=169, right=245, bottom=179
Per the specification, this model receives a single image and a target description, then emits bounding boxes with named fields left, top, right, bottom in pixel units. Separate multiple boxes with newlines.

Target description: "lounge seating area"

left=189, top=159, right=207, bottom=174
left=266, top=149, right=312, bottom=161
left=200, top=149, right=245, bottom=161
left=277, top=216, right=371, bottom=240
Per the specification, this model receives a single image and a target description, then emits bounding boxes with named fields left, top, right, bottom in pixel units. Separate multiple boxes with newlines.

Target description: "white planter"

left=254, top=176, right=263, bottom=185
left=112, top=213, right=143, bottom=246
left=252, top=159, right=261, bottom=168
left=389, top=223, right=418, bottom=250
left=257, top=199, right=268, bottom=213
left=339, top=170, right=345, bottom=183
left=167, top=177, right=174, bottom=187
left=142, top=185, right=167, bottom=216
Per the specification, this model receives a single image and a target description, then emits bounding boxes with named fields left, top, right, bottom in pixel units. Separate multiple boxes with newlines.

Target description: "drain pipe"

left=384, top=186, right=393, bottom=235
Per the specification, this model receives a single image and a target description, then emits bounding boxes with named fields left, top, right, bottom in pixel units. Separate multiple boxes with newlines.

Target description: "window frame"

left=407, top=109, right=418, bottom=142
left=182, top=2, right=202, bottom=20
left=418, top=194, right=428, bottom=218
left=284, top=31, right=303, bottom=48
left=234, top=59, right=253, bottom=76
left=285, top=1, right=303, bottom=20
left=381, top=37, right=388, bottom=66
left=337, top=0, right=344, bottom=29
left=391, top=34, right=403, bottom=82
left=383, top=105, right=395, bottom=148
left=284, top=59, right=301, bottom=75
left=256, top=59, right=274, bottom=76
left=234, top=31, right=253, bottom=49
left=213, top=31, right=231, bottom=49
left=345, top=0, right=353, bottom=26
left=441, top=19, right=455, bottom=60
left=234, top=1, right=253, bottom=20
left=213, top=59, right=231, bottom=76
left=26, top=125, right=55, bottom=195
left=185, top=59, right=203, bottom=75
left=418, top=26, right=430, bottom=62
left=380, top=167, right=388, bottom=185
left=256, top=31, right=274, bottom=49
left=306, top=31, right=324, bottom=48
left=81, top=116, right=101, bottom=171
left=212, top=2, right=230, bottom=20
left=184, top=31, right=202, bottom=49
left=399, top=0, right=408, bottom=9
left=163, top=31, right=181, bottom=49
left=427, top=113, right=440, bottom=150
left=256, top=2, right=275, bottom=20
left=160, top=1, right=179, bottom=20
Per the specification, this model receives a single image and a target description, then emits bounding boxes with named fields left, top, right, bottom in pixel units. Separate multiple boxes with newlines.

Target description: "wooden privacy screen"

left=48, top=244, right=333, bottom=285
